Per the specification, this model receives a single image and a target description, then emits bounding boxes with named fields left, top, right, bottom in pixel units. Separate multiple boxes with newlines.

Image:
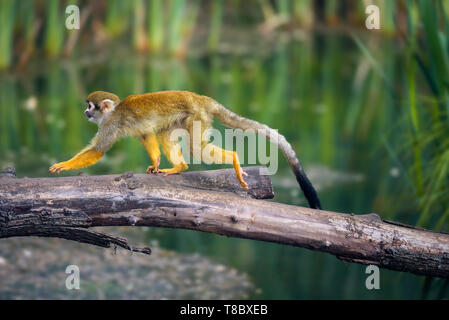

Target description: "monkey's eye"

left=86, top=101, right=97, bottom=111
left=94, top=104, right=100, bottom=110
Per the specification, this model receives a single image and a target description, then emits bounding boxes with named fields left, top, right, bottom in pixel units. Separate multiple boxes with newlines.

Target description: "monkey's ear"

left=99, top=99, right=114, bottom=112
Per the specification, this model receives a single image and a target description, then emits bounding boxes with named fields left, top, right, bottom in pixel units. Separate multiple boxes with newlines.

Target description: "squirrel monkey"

left=49, top=90, right=322, bottom=209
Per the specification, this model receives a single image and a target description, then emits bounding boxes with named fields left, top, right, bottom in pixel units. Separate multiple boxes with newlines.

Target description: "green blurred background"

left=1, top=0, right=449, bottom=299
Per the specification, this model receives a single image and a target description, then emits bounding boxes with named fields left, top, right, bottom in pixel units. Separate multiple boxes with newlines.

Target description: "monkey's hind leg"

left=140, top=133, right=161, bottom=173
left=202, top=143, right=249, bottom=190
left=185, top=115, right=248, bottom=189
left=158, top=131, right=188, bottom=176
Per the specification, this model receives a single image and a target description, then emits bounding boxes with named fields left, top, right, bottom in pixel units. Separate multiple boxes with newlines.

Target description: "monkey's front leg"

left=158, top=133, right=188, bottom=176
left=49, top=148, right=103, bottom=174
left=140, top=133, right=161, bottom=173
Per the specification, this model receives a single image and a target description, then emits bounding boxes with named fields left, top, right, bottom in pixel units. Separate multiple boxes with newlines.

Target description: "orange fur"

left=48, top=90, right=322, bottom=209
left=49, top=90, right=247, bottom=188
left=139, top=133, right=161, bottom=173
left=49, top=149, right=103, bottom=174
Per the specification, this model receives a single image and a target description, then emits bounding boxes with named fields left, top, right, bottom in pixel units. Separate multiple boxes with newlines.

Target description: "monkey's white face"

left=84, top=101, right=100, bottom=123
left=84, top=99, right=114, bottom=124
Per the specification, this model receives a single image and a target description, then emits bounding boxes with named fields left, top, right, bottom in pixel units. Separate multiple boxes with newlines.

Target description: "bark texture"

left=1, top=166, right=449, bottom=278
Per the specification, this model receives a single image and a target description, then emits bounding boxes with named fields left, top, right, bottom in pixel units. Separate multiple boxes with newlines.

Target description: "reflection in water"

left=0, top=34, right=447, bottom=299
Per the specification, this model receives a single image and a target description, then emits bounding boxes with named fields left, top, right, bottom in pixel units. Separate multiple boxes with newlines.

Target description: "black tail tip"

left=294, top=167, right=322, bottom=210
left=310, top=201, right=322, bottom=210
left=303, top=186, right=322, bottom=210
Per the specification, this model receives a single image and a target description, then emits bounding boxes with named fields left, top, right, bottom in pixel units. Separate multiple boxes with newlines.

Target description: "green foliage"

left=0, top=0, right=15, bottom=69
left=408, top=0, right=449, bottom=229
left=147, top=0, right=164, bottom=51
left=208, top=0, right=224, bottom=52
left=44, top=0, right=64, bottom=58
left=2, top=0, right=449, bottom=299
left=352, top=0, right=449, bottom=230
left=105, top=0, right=131, bottom=38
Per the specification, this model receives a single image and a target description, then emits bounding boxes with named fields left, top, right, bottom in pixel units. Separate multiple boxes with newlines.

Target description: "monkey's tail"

left=209, top=99, right=322, bottom=210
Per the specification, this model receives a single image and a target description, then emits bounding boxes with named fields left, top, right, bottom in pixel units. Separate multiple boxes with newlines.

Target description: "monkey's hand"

left=146, top=165, right=160, bottom=174
left=145, top=156, right=160, bottom=174
left=49, top=161, right=71, bottom=174
left=49, top=149, right=103, bottom=174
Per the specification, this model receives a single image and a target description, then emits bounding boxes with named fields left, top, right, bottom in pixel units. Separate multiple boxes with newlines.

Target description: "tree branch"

left=1, top=166, right=449, bottom=278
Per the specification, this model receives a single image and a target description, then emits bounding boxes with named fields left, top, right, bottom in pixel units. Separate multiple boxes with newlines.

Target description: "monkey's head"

left=85, top=91, right=120, bottom=124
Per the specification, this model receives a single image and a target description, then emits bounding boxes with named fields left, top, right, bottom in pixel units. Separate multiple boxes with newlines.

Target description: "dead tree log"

left=0, top=166, right=273, bottom=255
left=1, top=166, right=449, bottom=278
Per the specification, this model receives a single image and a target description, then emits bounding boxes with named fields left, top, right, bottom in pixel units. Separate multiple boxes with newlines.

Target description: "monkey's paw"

left=145, top=165, right=160, bottom=174
left=49, top=162, right=70, bottom=174
left=237, top=169, right=249, bottom=190
left=159, top=168, right=182, bottom=176
left=145, top=157, right=160, bottom=174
